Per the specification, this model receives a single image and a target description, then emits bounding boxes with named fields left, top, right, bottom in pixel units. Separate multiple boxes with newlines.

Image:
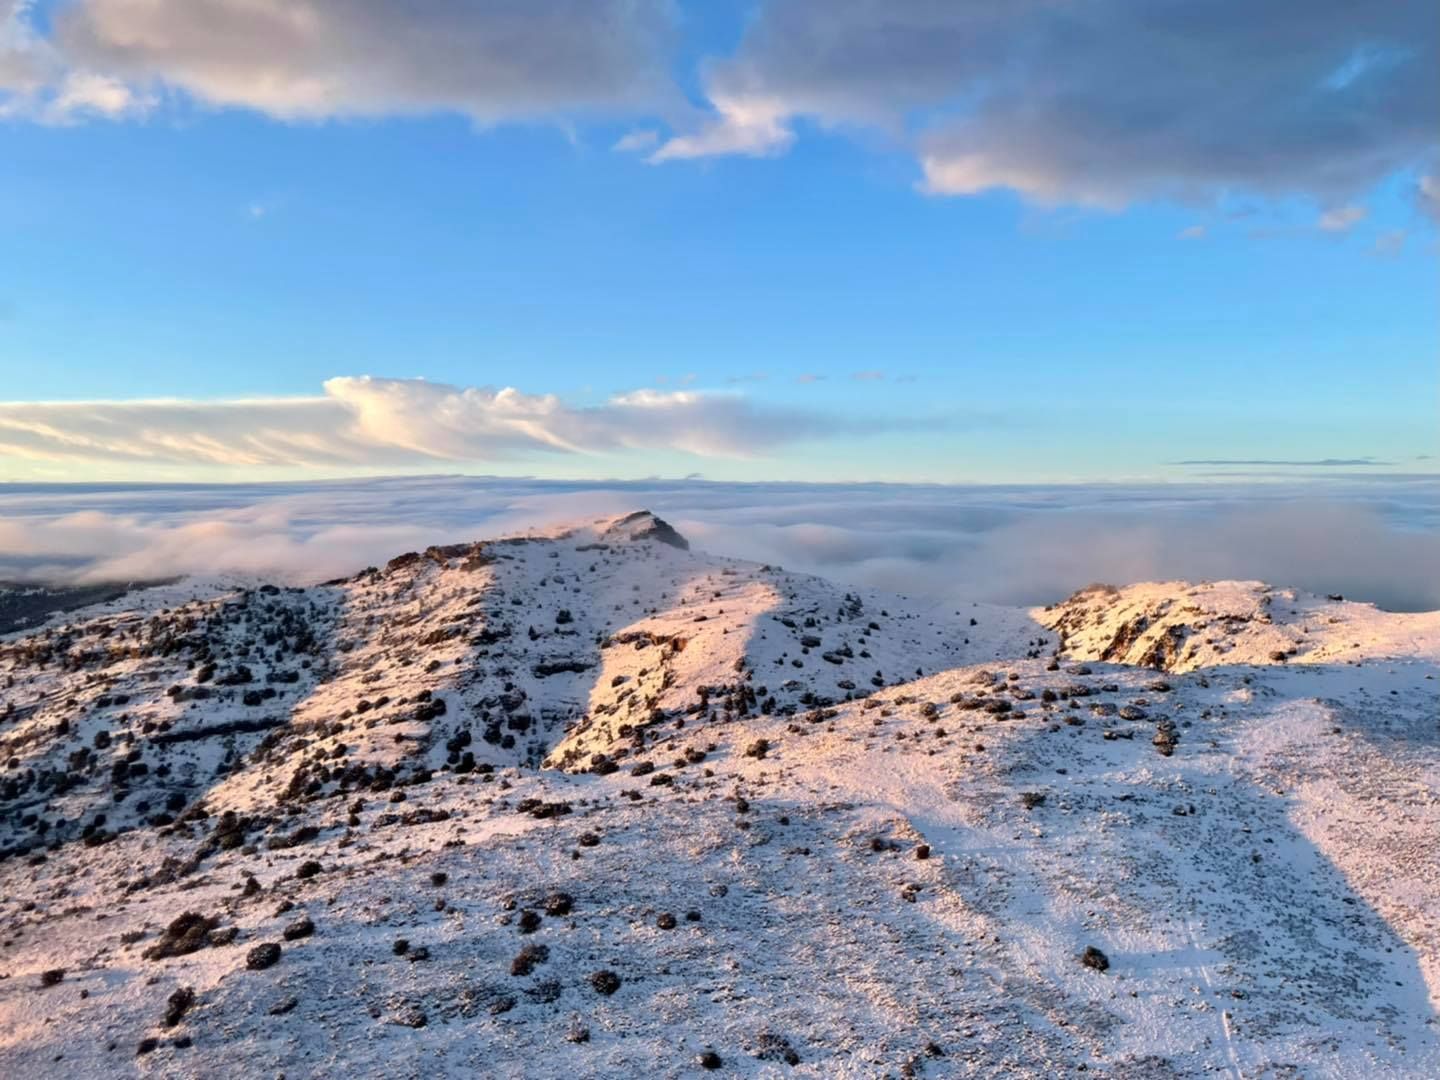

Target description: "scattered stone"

left=282, top=917, right=314, bottom=941
left=1081, top=946, right=1110, bottom=972
left=246, top=943, right=282, bottom=971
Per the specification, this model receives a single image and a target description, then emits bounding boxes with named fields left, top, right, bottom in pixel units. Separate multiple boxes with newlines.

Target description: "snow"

left=1, top=512, right=1436, bottom=1077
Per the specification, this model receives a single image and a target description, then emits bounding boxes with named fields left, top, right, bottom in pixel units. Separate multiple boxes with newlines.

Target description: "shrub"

left=590, top=969, right=621, bottom=995
left=510, top=943, right=550, bottom=976
left=163, top=986, right=195, bottom=1027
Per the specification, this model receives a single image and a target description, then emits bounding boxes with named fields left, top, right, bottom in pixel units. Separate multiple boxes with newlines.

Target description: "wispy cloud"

left=1372, top=229, right=1407, bottom=256
left=1318, top=205, right=1368, bottom=232
left=612, top=128, right=659, bottom=153
left=0, top=376, right=864, bottom=473
left=1173, top=458, right=1394, bottom=467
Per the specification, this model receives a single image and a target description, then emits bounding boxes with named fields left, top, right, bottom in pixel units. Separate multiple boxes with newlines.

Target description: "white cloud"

left=650, top=95, right=794, bottom=161
left=2, top=1, right=150, bottom=120
left=1318, top=205, right=1368, bottom=232
left=5, top=0, right=675, bottom=124
left=44, top=70, right=148, bottom=119
left=1179, top=225, right=1207, bottom=240
left=0, top=375, right=853, bottom=472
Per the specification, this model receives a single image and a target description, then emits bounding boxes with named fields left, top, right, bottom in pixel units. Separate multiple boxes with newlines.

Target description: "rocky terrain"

left=0, top=512, right=1436, bottom=1078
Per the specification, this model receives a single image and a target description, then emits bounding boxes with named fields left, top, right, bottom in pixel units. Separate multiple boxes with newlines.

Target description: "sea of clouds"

left=1, top=475, right=1436, bottom=611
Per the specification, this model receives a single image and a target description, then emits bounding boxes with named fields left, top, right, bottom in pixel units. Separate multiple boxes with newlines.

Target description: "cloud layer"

left=2, top=476, right=1436, bottom=612
left=0, top=376, right=842, bottom=469
left=3, top=1, right=1435, bottom=213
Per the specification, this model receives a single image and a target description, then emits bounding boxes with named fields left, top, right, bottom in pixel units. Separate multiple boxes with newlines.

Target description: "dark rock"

left=1081, top=946, right=1110, bottom=972
left=282, top=917, right=314, bottom=941
left=246, top=943, right=282, bottom=970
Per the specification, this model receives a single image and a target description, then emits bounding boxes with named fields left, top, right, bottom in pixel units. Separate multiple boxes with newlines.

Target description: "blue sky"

left=0, top=1, right=1435, bottom=483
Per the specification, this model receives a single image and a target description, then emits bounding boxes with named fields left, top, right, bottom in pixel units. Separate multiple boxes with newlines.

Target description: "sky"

left=0, top=0, right=1436, bottom=484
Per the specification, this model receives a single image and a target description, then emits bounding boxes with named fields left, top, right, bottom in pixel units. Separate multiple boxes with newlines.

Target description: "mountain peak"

left=599, top=509, right=689, bottom=550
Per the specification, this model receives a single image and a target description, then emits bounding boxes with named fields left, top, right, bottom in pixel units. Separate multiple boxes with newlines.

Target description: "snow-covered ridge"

left=1038, top=578, right=1440, bottom=672
left=1, top=512, right=1436, bottom=1078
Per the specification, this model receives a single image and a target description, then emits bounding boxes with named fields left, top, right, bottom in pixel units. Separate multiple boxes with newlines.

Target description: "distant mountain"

left=0, top=580, right=164, bottom=636
left=1, top=513, right=1436, bottom=1078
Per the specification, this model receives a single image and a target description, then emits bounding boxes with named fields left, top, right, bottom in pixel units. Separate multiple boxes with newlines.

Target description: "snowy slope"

left=1, top=514, right=1437, bottom=1079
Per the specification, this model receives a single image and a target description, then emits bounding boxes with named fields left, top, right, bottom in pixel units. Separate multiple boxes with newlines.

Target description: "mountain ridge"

left=1, top=511, right=1436, bottom=1078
